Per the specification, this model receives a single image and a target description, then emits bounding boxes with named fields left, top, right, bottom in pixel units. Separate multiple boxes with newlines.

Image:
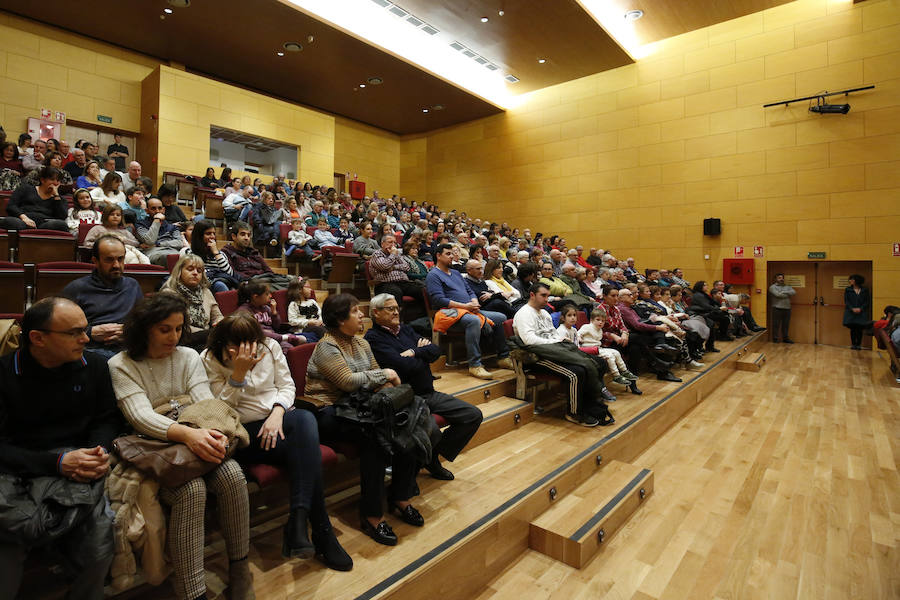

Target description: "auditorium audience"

left=512, top=282, right=614, bottom=426
left=89, top=171, right=125, bottom=207
left=365, top=293, right=483, bottom=480
left=221, top=221, right=296, bottom=289
left=66, top=187, right=102, bottom=234
left=159, top=254, right=223, bottom=350
left=63, top=235, right=143, bottom=359
left=237, top=280, right=304, bottom=354
left=189, top=219, right=238, bottom=292
left=370, top=232, right=424, bottom=307
left=120, top=161, right=142, bottom=191
left=201, top=313, right=352, bottom=570
left=0, top=297, right=121, bottom=600
left=305, top=294, right=425, bottom=546
left=1, top=166, right=68, bottom=231
left=353, top=221, right=379, bottom=257
left=426, top=244, right=513, bottom=380
left=83, top=203, right=149, bottom=264
left=286, top=278, right=324, bottom=341
left=136, top=197, right=183, bottom=266
left=76, top=160, right=103, bottom=189
left=109, top=294, right=253, bottom=600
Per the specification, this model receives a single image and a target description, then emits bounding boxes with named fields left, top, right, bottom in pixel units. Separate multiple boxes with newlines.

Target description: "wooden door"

left=817, top=261, right=873, bottom=348
left=767, top=261, right=817, bottom=344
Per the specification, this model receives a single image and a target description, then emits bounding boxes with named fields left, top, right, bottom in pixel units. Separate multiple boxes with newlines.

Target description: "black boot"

left=283, top=508, right=314, bottom=559
left=311, top=520, right=353, bottom=571
left=628, top=379, right=643, bottom=395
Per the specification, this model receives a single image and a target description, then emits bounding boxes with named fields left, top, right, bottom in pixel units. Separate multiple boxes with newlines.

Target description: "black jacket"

left=689, top=291, right=721, bottom=315
left=8, top=183, right=67, bottom=221
left=364, top=323, right=441, bottom=395
left=0, top=349, right=122, bottom=477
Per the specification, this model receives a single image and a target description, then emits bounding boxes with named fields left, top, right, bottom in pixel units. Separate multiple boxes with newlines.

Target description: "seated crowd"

left=0, top=157, right=766, bottom=600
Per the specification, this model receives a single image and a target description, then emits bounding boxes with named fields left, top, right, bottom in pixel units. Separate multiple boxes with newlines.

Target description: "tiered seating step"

left=529, top=459, right=653, bottom=569
left=736, top=351, right=766, bottom=371
left=466, top=396, right=533, bottom=449
left=433, top=368, right=517, bottom=406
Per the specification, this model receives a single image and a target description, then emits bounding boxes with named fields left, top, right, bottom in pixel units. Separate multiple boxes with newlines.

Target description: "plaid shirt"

left=370, top=248, right=410, bottom=283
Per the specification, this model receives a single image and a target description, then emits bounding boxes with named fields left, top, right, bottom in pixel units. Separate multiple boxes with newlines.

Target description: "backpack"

left=0, top=319, right=21, bottom=357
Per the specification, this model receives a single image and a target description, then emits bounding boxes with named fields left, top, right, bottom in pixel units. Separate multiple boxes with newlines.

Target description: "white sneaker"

left=688, top=360, right=705, bottom=370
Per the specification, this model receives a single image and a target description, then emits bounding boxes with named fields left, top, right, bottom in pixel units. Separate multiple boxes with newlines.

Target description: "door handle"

left=813, top=297, right=818, bottom=306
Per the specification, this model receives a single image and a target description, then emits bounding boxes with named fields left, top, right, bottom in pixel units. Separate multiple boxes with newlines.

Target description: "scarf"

left=176, top=282, right=207, bottom=328
left=490, top=275, right=512, bottom=292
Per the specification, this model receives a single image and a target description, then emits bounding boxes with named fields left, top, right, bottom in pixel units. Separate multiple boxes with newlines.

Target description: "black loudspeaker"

left=703, top=218, right=721, bottom=236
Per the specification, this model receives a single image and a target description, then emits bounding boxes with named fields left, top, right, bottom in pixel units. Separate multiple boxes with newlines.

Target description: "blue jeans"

left=450, top=310, right=509, bottom=368
left=285, top=243, right=314, bottom=257
left=211, top=280, right=229, bottom=293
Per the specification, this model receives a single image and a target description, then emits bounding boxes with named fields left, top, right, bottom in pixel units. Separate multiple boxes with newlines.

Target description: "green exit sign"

left=808, top=251, right=826, bottom=259
left=97, top=115, right=112, bottom=124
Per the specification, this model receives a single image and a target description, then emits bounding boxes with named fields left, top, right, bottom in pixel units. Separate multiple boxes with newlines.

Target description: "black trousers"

left=423, top=390, right=483, bottom=461
left=237, top=410, right=327, bottom=520
left=374, top=279, right=424, bottom=306
left=613, top=331, right=668, bottom=374
left=316, top=406, right=418, bottom=518
left=0, top=216, right=68, bottom=232
left=526, top=341, right=605, bottom=417
left=847, top=324, right=866, bottom=346
left=771, top=308, right=791, bottom=340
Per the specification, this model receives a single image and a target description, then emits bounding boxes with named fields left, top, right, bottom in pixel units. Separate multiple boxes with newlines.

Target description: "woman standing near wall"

left=843, top=274, right=871, bottom=350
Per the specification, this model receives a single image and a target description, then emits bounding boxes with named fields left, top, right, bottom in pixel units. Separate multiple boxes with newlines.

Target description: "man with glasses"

left=365, top=293, right=482, bottom=481
left=0, top=297, right=121, bottom=600
left=62, top=234, right=143, bottom=360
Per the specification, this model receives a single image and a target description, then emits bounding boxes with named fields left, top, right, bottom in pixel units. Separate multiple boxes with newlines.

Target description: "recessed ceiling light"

left=367, top=77, right=384, bottom=85
left=422, top=108, right=429, bottom=113
left=283, top=42, right=303, bottom=52
left=276, top=51, right=285, bottom=57
left=432, top=104, right=445, bottom=111
left=498, top=10, right=504, bottom=16
left=624, top=9, right=643, bottom=21
left=359, top=83, right=366, bottom=88
left=163, top=8, right=173, bottom=14
left=167, top=0, right=190, bottom=6
left=480, top=17, right=489, bottom=23
left=537, top=58, right=546, bottom=64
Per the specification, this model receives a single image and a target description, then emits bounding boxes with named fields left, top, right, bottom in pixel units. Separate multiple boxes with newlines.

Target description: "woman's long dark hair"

left=190, top=219, right=217, bottom=258
left=692, top=280, right=707, bottom=294
left=122, top=295, right=189, bottom=360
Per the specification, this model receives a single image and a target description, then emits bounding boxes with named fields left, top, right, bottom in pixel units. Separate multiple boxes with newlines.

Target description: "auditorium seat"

left=33, top=262, right=92, bottom=301
left=124, top=264, right=168, bottom=295
left=272, top=288, right=289, bottom=324
left=0, top=262, right=26, bottom=313
left=0, top=229, right=11, bottom=262
left=215, top=289, right=239, bottom=316
left=17, top=229, right=77, bottom=264
left=166, top=253, right=180, bottom=272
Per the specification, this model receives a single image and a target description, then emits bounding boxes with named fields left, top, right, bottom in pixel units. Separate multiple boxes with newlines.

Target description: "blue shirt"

left=62, top=271, right=143, bottom=348
left=425, top=266, right=477, bottom=308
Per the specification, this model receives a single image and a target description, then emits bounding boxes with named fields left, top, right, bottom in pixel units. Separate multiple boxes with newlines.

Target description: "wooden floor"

left=475, top=343, right=900, bottom=600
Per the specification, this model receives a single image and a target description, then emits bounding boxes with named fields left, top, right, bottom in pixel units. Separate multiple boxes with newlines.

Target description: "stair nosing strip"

left=568, top=468, right=651, bottom=542
left=440, top=377, right=514, bottom=397
left=481, top=401, right=530, bottom=421
left=353, top=332, right=760, bottom=600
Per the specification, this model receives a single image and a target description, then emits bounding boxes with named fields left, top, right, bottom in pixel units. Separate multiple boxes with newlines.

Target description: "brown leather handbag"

left=112, top=435, right=216, bottom=489
left=112, top=395, right=217, bottom=489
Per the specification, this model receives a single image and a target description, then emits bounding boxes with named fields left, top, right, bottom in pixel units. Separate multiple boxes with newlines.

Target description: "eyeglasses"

left=38, top=327, right=89, bottom=338
left=378, top=306, right=401, bottom=313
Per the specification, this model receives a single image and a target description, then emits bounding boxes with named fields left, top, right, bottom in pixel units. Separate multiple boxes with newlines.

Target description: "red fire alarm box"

left=723, top=258, right=754, bottom=284
left=349, top=180, right=365, bottom=200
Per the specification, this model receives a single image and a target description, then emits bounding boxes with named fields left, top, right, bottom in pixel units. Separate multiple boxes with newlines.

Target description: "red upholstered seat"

left=579, top=346, right=600, bottom=355
left=244, top=444, right=339, bottom=488
left=434, top=414, right=448, bottom=428
left=215, top=290, right=239, bottom=316
left=401, top=295, right=415, bottom=303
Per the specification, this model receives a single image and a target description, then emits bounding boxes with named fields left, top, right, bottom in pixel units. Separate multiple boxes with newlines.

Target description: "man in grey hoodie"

left=768, top=273, right=796, bottom=343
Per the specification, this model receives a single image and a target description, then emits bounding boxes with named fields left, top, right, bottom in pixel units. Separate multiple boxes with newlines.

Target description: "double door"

left=766, top=261, right=872, bottom=347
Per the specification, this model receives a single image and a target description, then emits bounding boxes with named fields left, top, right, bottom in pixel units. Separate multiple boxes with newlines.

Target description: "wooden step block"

left=465, top=397, right=533, bottom=449
left=736, top=352, right=766, bottom=372
left=529, top=460, right=653, bottom=569
left=313, top=289, right=328, bottom=304
left=307, top=278, right=323, bottom=290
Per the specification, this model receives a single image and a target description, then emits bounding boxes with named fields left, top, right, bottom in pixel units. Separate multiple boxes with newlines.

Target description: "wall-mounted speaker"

left=703, top=218, right=721, bottom=236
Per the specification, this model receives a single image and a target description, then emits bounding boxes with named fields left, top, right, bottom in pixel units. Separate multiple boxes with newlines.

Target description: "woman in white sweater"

left=108, top=295, right=253, bottom=600
left=201, top=313, right=352, bottom=571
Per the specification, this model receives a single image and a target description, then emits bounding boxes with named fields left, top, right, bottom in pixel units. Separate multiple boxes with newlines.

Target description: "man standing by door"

left=106, top=133, right=129, bottom=172
left=769, top=273, right=795, bottom=344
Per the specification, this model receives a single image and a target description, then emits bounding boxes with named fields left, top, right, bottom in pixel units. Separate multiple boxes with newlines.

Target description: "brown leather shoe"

left=495, top=357, right=514, bottom=370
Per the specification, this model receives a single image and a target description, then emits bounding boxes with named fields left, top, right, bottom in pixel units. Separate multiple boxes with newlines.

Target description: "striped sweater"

left=305, top=332, right=387, bottom=406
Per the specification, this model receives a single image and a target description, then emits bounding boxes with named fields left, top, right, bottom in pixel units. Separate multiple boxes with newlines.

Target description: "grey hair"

left=575, top=267, right=587, bottom=276
left=517, top=250, right=530, bottom=259
left=369, top=293, right=395, bottom=315
left=487, top=245, right=500, bottom=253
left=601, top=253, right=615, bottom=262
